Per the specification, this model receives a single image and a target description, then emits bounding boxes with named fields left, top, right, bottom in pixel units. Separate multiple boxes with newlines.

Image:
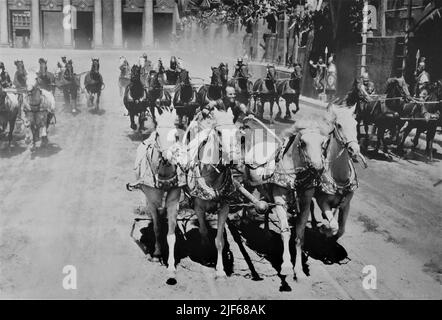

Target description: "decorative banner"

left=326, top=73, right=337, bottom=91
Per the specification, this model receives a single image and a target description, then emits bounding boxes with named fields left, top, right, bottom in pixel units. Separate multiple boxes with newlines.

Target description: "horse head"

left=385, top=77, right=412, bottom=109
left=211, top=108, right=242, bottom=165
left=170, top=56, right=177, bottom=70
left=326, top=103, right=365, bottom=162
left=219, top=63, right=229, bottom=85
left=178, top=69, right=191, bottom=86
left=236, top=64, right=250, bottom=80
left=64, top=60, right=75, bottom=81
left=139, top=56, right=146, bottom=68
left=38, top=58, right=48, bottom=75
left=25, top=71, right=43, bottom=105
left=210, top=67, right=223, bottom=88
left=130, top=64, right=141, bottom=84
left=157, top=59, right=166, bottom=75
left=292, top=63, right=303, bottom=80
left=266, top=65, right=277, bottom=82
left=91, top=58, right=100, bottom=74
left=284, top=118, right=330, bottom=171
left=148, top=70, right=162, bottom=89
left=155, top=108, right=186, bottom=166
left=15, top=60, right=25, bottom=74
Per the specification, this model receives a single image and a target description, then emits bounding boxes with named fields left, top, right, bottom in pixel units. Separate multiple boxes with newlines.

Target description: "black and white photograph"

left=0, top=0, right=440, bottom=302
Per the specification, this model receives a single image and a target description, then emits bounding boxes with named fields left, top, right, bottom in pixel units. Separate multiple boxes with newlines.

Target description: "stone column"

left=63, top=0, right=73, bottom=48
left=113, top=0, right=123, bottom=48
left=0, top=0, right=9, bottom=47
left=172, top=3, right=178, bottom=35
left=143, top=0, right=154, bottom=48
left=31, top=0, right=41, bottom=47
left=94, top=0, right=103, bottom=48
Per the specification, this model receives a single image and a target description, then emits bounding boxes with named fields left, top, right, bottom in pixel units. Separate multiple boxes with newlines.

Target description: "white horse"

left=182, top=108, right=241, bottom=278
left=314, top=103, right=367, bottom=239
left=23, top=71, right=56, bottom=151
left=130, top=109, right=187, bottom=283
left=0, top=89, right=22, bottom=149
left=244, top=115, right=331, bottom=279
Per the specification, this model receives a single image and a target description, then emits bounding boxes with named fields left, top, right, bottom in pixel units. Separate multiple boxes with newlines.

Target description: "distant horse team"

left=0, top=56, right=104, bottom=151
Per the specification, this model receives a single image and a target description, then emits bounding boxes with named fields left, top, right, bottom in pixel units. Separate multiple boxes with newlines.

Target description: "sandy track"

left=0, top=49, right=440, bottom=299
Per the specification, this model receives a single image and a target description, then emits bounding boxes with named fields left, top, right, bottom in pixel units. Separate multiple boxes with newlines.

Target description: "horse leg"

left=273, top=189, right=293, bottom=276
left=284, top=98, right=292, bottom=119
left=412, top=128, right=421, bottom=148
left=275, top=98, right=282, bottom=120
left=142, top=186, right=164, bottom=262
left=8, top=113, right=17, bottom=149
left=356, top=119, right=362, bottom=140
left=165, top=187, right=181, bottom=281
left=398, top=124, right=413, bottom=151
left=294, top=188, right=315, bottom=280
left=294, top=95, right=300, bottom=114
left=215, top=204, right=229, bottom=279
left=130, top=113, right=137, bottom=131
left=426, top=127, right=436, bottom=162
left=194, top=198, right=210, bottom=249
left=71, top=90, right=78, bottom=113
left=31, top=124, right=39, bottom=152
left=334, top=194, right=353, bottom=241
left=41, top=115, right=48, bottom=147
left=269, top=100, right=275, bottom=124
left=63, top=89, right=70, bottom=107
left=96, top=92, right=101, bottom=110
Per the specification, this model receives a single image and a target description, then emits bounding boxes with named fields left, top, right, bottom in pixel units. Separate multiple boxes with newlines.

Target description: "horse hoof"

left=131, top=124, right=137, bottom=131
left=294, top=269, right=308, bottom=281
left=215, top=270, right=227, bottom=279
left=166, top=277, right=177, bottom=286
left=280, top=263, right=294, bottom=276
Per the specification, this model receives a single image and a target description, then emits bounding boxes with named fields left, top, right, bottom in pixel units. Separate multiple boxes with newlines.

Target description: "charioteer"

left=0, top=62, right=12, bottom=88
left=414, top=58, right=430, bottom=97
left=202, top=86, right=250, bottom=124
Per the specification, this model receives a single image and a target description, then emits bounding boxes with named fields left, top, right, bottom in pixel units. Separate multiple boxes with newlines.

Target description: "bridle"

left=295, top=129, right=328, bottom=172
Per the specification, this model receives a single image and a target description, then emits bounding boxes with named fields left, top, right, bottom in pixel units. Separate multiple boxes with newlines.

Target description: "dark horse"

left=227, top=63, right=253, bottom=107
left=276, top=63, right=302, bottom=119
left=399, top=80, right=442, bottom=161
left=84, top=58, right=104, bottom=110
left=219, top=62, right=229, bottom=89
left=36, top=58, right=56, bottom=94
left=253, top=65, right=278, bottom=123
left=146, top=68, right=172, bottom=124
left=165, top=56, right=180, bottom=86
left=197, top=66, right=224, bottom=106
left=59, top=60, right=79, bottom=113
left=173, top=69, right=198, bottom=128
left=124, top=65, right=148, bottom=132
left=353, top=77, right=412, bottom=155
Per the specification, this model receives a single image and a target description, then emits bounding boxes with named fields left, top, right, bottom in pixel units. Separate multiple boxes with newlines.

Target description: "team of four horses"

left=0, top=57, right=103, bottom=151
left=121, top=56, right=369, bottom=285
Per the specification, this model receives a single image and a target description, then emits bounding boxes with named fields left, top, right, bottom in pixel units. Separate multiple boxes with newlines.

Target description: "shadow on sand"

left=233, top=216, right=349, bottom=291
left=136, top=220, right=234, bottom=278
left=30, top=143, right=62, bottom=159
left=88, top=108, right=106, bottom=116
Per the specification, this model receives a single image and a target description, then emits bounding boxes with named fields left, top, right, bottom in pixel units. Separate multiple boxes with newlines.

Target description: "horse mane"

left=156, top=109, right=176, bottom=129
left=283, top=114, right=332, bottom=138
